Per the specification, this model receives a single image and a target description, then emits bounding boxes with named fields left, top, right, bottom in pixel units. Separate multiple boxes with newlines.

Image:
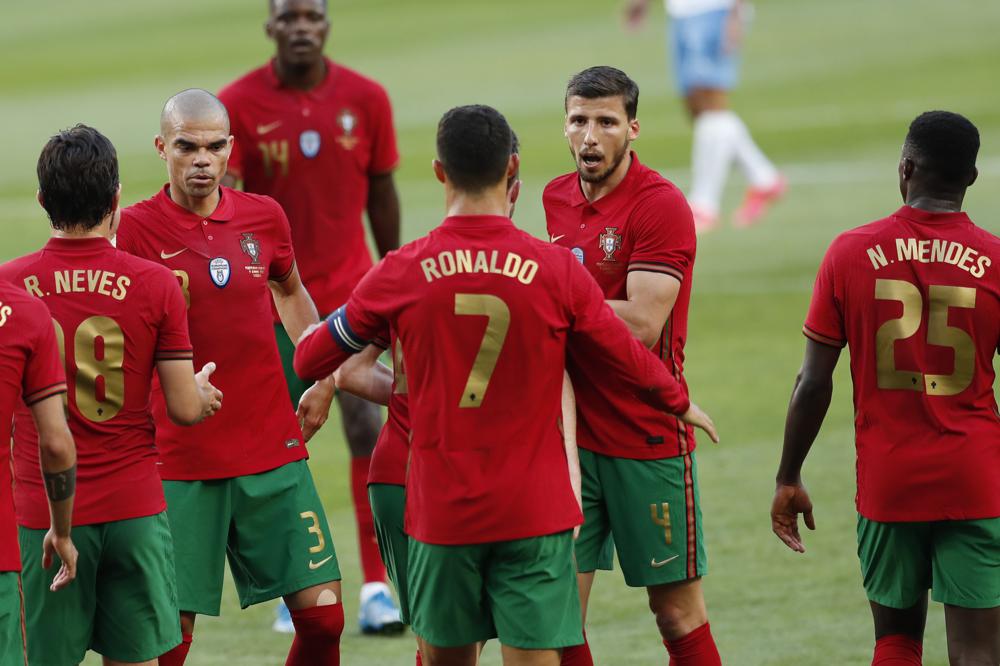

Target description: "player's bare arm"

left=367, top=171, right=401, bottom=257
left=607, top=270, right=681, bottom=348
left=771, top=339, right=842, bottom=553
left=157, top=360, right=224, bottom=425
left=561, top=371, right=583, bottom=538
left=30, top=393, right=78, bottom=591
left=333, top=344, right=393, bottom=407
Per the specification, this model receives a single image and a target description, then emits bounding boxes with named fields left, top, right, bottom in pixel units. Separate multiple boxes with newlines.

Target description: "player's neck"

left=444, top=188, right=509, bottom=218
left=51, top=218, right=113, bottom=241
left=168, top=183, right=221, bottom=219
left=274, top=57, right=327, bottom=91
left=905, top=192, right=964, bottom=213
left=579, top=153, right=631, bottom=204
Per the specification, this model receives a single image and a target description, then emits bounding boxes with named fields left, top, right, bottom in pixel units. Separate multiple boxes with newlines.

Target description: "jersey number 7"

left=454, top=293, right=510, bottom=408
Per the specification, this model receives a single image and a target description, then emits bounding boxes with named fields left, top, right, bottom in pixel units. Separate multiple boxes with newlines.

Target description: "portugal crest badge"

left=240, top=232, right=266, bottom=278
left=598, top=227, right=622, bottom=262
left=209, top=257, right=231, bottom=288
left=336, top=109, right=359, bottom=150
left=299, top=130, right=321, bottom=159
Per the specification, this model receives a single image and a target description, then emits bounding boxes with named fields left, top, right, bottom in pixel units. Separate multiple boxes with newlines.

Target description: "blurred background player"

left=217, top=0, right=403, bottom=633
left=772, top=111, right=999, bottom=666
left=1, top=124, right=223, bottom=666
left=545, top=67, right=721, bottom=666
left=295, top=103, right=718, bottom=666
left=116, top=90, right=344, bottom=666
left=0, top=282, right=76, bottom=666
left=627, top=0, right=784, bottom=232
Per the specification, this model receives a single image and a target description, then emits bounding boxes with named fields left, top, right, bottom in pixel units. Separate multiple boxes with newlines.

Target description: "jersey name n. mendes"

left=544, top=153, right=697, bottom=460
left=220, top=58, right=400, bottom=317
left=367, top=327, right=410, bottom=487
left=0, top=238, right=192, bottom=529
left=0, top=284, right=65, bottom=571
left=294, top=215, right=691, bottom=545
left=116, top=186, right=306, bottom=480
left=804, top=206, right=1000, bottom=522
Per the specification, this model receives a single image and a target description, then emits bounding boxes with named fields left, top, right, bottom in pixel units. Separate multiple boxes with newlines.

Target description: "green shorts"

left=408, top=530, right=582, bottom=650
left=575, top=448, right=707, bottom=587
left=163, top=459, right=341, bottom=616
left=369, top=483, right=410, bottom=624
left=857, top=514, right=1000, bottom=610
left=0, top=572, right=26, bottom=666
left=19, top=513, right=181, bottom=665
left=275, top=323, right=312, bottom=408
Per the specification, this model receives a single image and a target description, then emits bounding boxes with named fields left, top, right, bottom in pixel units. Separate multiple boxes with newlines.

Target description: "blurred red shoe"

left=734, top=175, right=786, bottom=228
left=690, top=204, right=719, bottom=234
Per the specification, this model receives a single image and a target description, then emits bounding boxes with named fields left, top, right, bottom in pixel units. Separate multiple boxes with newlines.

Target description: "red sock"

left=286, top=603, right=345, bottom=666
left=664, top=622, right=721, bottom=666
left=873, top=634, right=923, bottom=665
left=351, top=456, right=386, bottom=583
left=416, top=649, right=423, bottom=666
left=561, top=630, right=594, bottom=665
left=159, top=632, right=193, bottom=666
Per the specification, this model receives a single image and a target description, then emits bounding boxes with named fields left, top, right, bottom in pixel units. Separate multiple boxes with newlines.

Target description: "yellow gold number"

left=874, top=279, right=978, bottom=396
left=455, top=294, right=510, bottom=408
left=51, top=320, right=69, bottom=409
left=258, top=140, right=289, bottom=178
left=74, top=316, right=125, bottom=422
left=650, top=503, right=672, bottom=546
left=392, top=342, right=407, bottom=395
left=925, top=285, right=976, bottom=396
left=875, top=279, right=923, bottom=391
left=173, top=269, right=191, bottom=309
left=300, top=511, right=326, bottom=554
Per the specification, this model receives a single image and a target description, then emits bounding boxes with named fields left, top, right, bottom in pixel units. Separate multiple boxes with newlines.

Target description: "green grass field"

left=3, top=0, right=999, bottom=663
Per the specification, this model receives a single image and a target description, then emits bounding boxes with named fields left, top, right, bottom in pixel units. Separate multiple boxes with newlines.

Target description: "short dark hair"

left=269, top=0, right=326, bottom=14
left=436, top=105, right=513, bottom=192
left=565, top=66, right=639, bottom=119
left=37, top=125, right=119, bottom=231
left=904, top=111, right=979, bottom=185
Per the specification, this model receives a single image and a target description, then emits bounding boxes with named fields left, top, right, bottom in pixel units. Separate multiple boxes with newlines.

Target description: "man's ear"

left=432, top=159, right=446, bottom=184
left=628, top=118, right=640, bottom=142
left=155, top=135, right=168, bottom=162
left=36, top=190, right=45, bottom=211
left=506, top=153, right=520, bottom=181
left=900, top=157, right=915, bottom=180
left=968, top=166, right=978, bottom=187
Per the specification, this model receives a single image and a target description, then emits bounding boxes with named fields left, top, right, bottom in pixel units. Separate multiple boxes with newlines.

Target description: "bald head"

left=160, top=88, right=230, bottom=138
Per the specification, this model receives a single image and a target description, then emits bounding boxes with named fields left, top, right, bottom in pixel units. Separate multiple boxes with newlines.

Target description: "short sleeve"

left=22, top=302, right=67, bottom=406
left=268, top=200, right=296, bottom=281
left=154, top=271, right=194, bottom=361
left=367, top=84, right=399, bottom=175
left=803, top=243, right=847, bottom=347
left=627, top=189, right=695, bottom=282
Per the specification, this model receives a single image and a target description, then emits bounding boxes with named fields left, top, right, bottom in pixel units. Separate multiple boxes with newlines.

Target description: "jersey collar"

left=42, top=236, right=114, bottom=254
left=568, top=151, right=641, bottom=212
left=894, top=205, right=972, bottom=226
left=155, top=184, right=237, bottom=228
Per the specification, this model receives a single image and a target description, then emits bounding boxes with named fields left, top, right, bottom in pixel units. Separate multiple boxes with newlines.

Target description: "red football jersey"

left=544, top=153, right=697, bottom=460
left=117, top=186, right=306, bottom=480
left=0, top=238, right=192, bottom=529
left=0, top=284, right=65, bottom=571
left=295, top=215, right=691, bottom=545
left=220, top=58, right=400, bottom=317
left=367, top=332, right=410, bottom=487
left=804, top=206, right=1000, bottom=521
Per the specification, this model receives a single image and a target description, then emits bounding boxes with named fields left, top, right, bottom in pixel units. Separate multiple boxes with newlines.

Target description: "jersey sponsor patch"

left=571, top=247, right=585, bottom=264
left=209, top=257, right=231, bottom=288
left=299, top=130, right=321, bottom=159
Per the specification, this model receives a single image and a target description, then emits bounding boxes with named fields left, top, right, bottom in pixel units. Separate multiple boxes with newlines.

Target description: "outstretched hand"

left=680, top=402, right=719, bottom=444
left=771, top=482, right=816, bottom=553
left=196, top=362, right=224, bottom=420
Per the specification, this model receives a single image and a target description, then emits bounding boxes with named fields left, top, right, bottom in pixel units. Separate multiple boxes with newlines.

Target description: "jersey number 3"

left=455, top=293, right=510, bottom=408
left=874, top=279, right=976, bottom=396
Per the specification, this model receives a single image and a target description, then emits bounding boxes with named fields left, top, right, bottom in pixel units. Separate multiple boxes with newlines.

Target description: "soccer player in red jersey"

left=295, top=104, right=718, bottom=666
left=543, top=67, right=720, bottom=666
left=115, top=90, right=344, bottom=666
left=0, top=282, right=76, bottom=666
left=218, top=0, right=402, bottom=631
left=0, top=125, right=223, bottom=666
left=772, top=111, right=1000, bottom=665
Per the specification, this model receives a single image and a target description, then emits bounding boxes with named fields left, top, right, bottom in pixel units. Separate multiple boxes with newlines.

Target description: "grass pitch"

left=2, top=1, right=999, bottom=663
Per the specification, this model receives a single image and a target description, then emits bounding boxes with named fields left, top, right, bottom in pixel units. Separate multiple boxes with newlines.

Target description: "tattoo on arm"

left=44, top=465, right=76, bottom=501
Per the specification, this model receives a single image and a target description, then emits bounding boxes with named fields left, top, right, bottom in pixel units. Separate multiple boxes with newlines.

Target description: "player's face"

left=156, top=119, right=233, bottom=200
left=268, top=0, right=329, bottom=67
left=564, top=95, right=639, bottom=184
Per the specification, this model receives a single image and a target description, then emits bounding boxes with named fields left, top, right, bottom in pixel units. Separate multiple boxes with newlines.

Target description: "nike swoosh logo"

left=309, top=555, right=334, bottom=570
left=550, top=234, right=567, bottom=243
left=160, top=248, right=188, bottom=260
left=257, top=121, right=283, bottom=135
left=650, top=555, right=679, bottom=568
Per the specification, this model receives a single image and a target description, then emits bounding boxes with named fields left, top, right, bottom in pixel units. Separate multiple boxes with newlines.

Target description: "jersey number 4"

left=52, top=316, right=125, bottom=422
left=875, top=279, right=976, bottom=396
left=455, top=293, right=510, bottom=408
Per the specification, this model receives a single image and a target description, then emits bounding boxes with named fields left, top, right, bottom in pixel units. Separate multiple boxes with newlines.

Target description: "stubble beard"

left=576, top=137, right=630, bottom=184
